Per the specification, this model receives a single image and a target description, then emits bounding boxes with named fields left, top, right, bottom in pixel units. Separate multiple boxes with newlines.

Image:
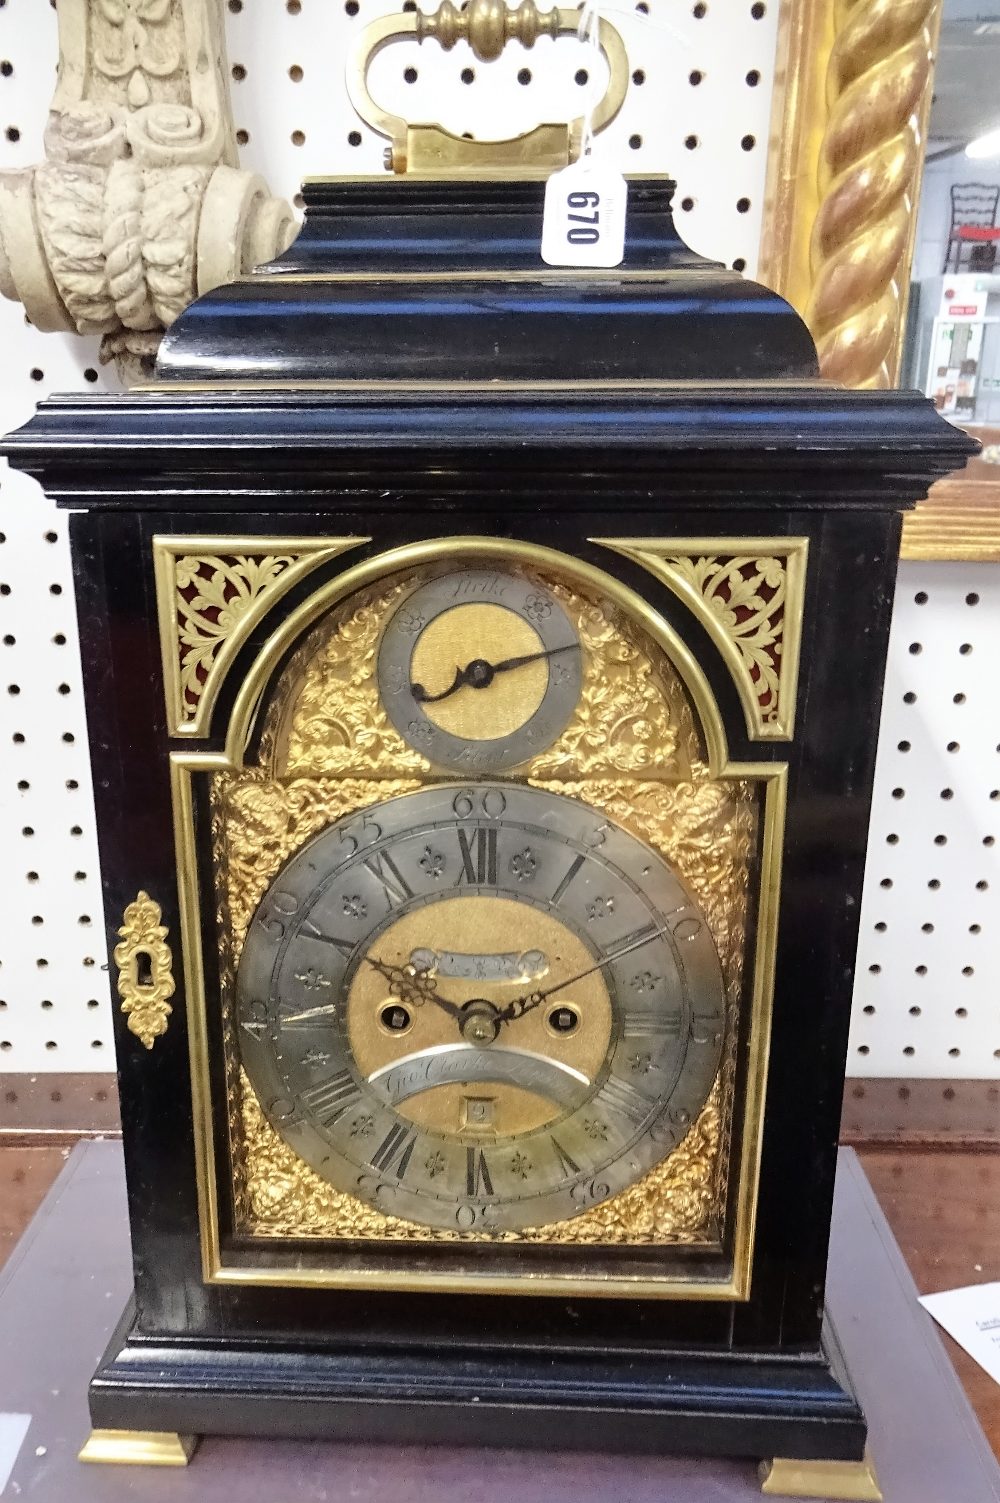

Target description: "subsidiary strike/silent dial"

left=377, top=569, right=584, bottom=774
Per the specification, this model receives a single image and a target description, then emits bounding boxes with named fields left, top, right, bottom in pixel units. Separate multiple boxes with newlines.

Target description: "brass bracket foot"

left=759, top=1448, right=882, bottom=1500
left=79, top=1429, right=200, bottom=1467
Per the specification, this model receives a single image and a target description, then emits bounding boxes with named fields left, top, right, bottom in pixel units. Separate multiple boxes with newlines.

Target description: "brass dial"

left=377, top=569, right=582, bottom=772
left=236, top=783, right=726, bottom=1234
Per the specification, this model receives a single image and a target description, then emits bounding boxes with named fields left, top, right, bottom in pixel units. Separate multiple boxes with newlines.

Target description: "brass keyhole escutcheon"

left=114, top=891, right=176, bottom=1050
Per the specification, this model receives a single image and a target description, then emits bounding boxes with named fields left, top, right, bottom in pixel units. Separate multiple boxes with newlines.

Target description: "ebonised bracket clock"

left=2, top=4, right=975, bottom=1495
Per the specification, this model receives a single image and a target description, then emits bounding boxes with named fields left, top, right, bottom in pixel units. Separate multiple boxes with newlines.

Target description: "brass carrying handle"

left=347, top=0, right=629, bottom=175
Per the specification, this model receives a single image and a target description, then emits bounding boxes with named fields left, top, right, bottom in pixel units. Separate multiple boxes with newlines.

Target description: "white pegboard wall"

left=0, top=0, right=781, bottom=1072
left=2, top=3, right=995, bottom=1083
left=850, top=563, right=1000, bottom=1079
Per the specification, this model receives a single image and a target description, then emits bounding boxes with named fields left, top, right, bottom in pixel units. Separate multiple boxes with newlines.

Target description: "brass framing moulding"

left=168, top=535, right=785, bottom=1300
left=593, top=538, right=809, bottom=741
left=153, top=536, right=369, bottom=738
left=114, top=891, right=175, bottom=1051
left=78, top=1430, right=200, bottom=1467
left=243, top=270, right=734, bottom=284
left=759, top=1449, right=882, bottom=1500
left=133, top=377, right=831, bottom=394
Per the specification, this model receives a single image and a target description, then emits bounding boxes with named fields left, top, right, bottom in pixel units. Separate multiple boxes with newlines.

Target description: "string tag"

left=541, top=158, right=628, bottom=268
left=541, top=0, right=627, bottom=267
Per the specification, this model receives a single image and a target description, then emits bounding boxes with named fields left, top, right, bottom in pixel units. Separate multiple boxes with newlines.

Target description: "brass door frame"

left=157, top=534, right=791, bottom=1300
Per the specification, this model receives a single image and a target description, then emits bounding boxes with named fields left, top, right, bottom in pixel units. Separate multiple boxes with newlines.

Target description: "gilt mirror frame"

left=761, top=0, right=1000, bottom=561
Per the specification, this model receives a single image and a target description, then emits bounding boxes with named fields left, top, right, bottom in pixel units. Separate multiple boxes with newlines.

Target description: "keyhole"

left=135, top=949, right=154, bottom=989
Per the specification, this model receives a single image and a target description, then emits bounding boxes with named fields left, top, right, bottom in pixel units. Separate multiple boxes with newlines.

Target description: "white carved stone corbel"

left=0, top=0, right=296, bottom=382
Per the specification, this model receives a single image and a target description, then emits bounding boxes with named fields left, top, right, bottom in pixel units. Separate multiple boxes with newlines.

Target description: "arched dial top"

left=377, top=568, right=583, bottom=773
left=236, top=783, right=726, bottom=1235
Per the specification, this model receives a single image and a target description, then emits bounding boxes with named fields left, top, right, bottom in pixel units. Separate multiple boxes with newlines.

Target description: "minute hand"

left=411, top=643, right=578, bottom=706
left=497, top=924, right=670, bottom=1026
left=491, top=643, right=578, bottom=675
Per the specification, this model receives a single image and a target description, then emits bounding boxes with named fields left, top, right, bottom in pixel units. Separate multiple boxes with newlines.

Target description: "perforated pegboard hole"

left=852, top=563, right=1000, bottom=1077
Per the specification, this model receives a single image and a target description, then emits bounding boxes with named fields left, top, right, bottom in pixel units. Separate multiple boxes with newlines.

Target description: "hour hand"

left=363, top=954, right=460, bottom=1020
left=411, top=665, right=468, bottom=704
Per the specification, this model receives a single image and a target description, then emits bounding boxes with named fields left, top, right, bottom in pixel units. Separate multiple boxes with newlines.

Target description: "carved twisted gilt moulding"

left=0, top=0, right=295, bottom=381
left=164, top=535, right=784, bottom=1297
left=762, top=0, right=942, bottom=392
left=762, top=0, right=998, bottom=560
left=114, top=890, right=175, bottom=1049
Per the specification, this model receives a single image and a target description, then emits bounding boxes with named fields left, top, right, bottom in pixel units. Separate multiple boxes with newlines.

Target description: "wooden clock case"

left=2, top=176, right=975, bottom=1477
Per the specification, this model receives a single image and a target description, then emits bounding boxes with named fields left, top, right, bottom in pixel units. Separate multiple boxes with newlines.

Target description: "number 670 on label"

left=541, top=162, right=628, bottom=268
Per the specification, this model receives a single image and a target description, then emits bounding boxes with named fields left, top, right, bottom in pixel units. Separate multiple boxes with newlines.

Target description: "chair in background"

left=943, top=182, right=1000, bottom=273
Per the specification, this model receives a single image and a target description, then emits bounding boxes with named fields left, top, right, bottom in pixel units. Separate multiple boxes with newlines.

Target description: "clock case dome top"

left=4, top=172, right=974, bottom=499
left=154, top=175, right=819, bottom=387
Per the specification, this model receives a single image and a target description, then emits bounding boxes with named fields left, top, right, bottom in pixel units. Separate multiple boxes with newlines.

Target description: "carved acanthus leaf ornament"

left=0, top=0, right=295, bottom=381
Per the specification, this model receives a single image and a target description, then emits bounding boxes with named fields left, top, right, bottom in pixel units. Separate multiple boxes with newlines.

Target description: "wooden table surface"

left=3, top=1142, right=999, bottom=1461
